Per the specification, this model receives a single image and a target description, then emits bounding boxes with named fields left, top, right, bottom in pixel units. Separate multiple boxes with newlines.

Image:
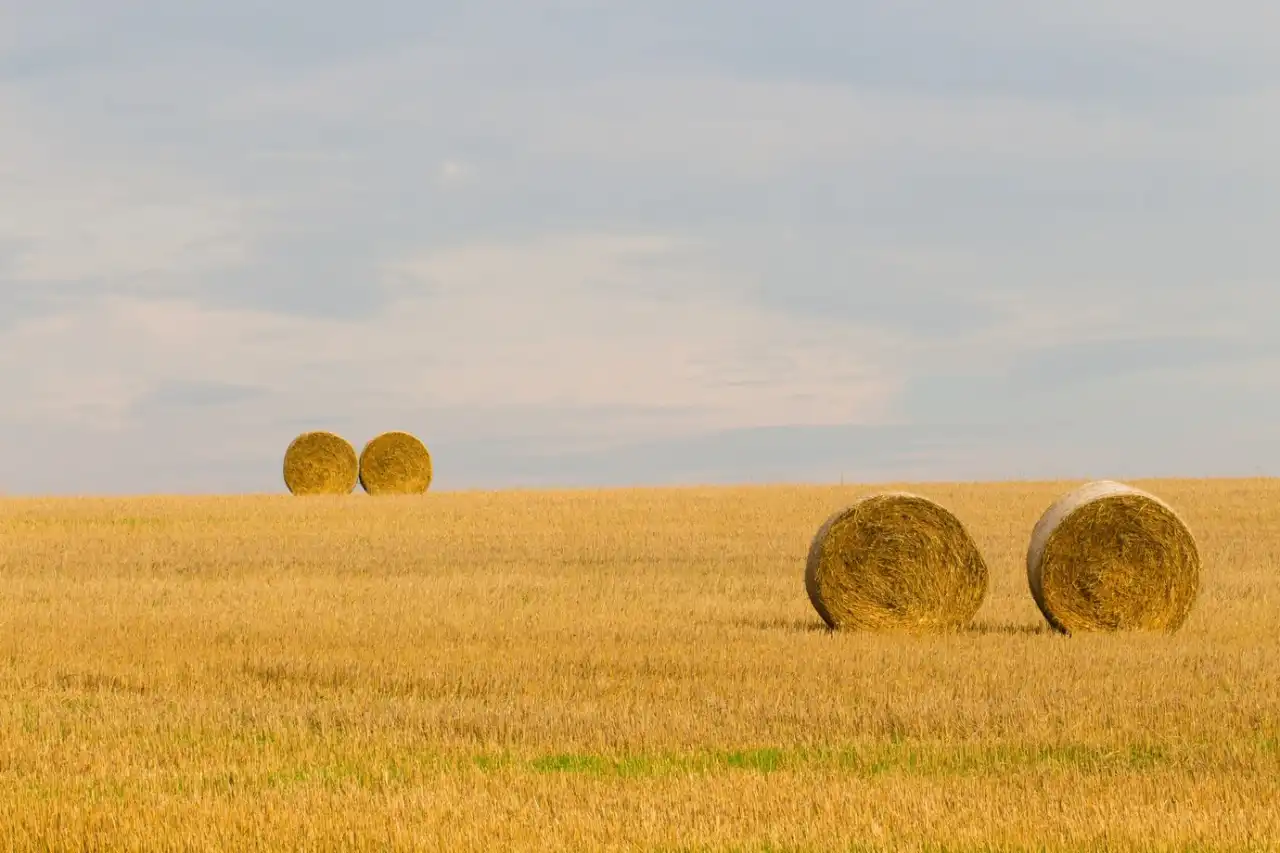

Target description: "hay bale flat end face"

left=282, top=431, right=359, bottom=496
left=1027, top=481, right=1200, bottom=634
left=359, top=431, right=433, bottom=495
left=805, top=492, right=989, bottom=632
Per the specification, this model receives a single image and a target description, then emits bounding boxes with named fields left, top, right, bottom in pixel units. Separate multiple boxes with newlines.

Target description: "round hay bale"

left=804, top=492, right=988, bottom=632
left=282, top=431, right=358, bottom=496
left=358, top=431, right=433, bottom=495
left=1027, top=480, right=1200, bottom=635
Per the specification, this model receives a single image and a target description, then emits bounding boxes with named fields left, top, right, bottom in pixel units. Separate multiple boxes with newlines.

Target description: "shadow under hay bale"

left=358, top=431, right=433, bottom=495
left=804, top=492, right=988, bottom=632
left=282, top=431, right=359, bottom=496
left=1027, top=480, right=1200, bottom=635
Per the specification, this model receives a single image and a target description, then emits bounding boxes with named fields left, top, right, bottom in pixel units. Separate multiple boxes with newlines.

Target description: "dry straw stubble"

left=359, top=431, right=433, bottom=495
left=805, top=491, right=989, bottom=632
left=1027, top=480, right=1200, bottom=634
left=281, top=431, right=359, bottom=496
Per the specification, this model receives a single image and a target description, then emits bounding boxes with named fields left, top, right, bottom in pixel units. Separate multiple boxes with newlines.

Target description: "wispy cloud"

left=0, top=88, right=256, bottom=299
left=0, top=234, right=898, bottom=444
left=383, top=234, right=899, bottom=436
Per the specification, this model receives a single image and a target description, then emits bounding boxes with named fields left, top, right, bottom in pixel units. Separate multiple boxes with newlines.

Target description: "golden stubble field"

left=1, top=479, right=1277, bottom=852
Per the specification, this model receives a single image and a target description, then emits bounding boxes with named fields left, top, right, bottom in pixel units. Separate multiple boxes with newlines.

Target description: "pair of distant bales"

left=282, top=431, right=432, bottom=496
left=805, top=480, right=1200, bottom=636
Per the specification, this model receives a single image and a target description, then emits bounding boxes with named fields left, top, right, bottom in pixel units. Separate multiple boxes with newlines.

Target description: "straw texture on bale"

left=804, top=492, right=988, bottom=632
left=358, top=431, right=433, bottom=495
left=1027, top=480, right=1200, bottom=634
left=282, top=431, right=359, bottom=496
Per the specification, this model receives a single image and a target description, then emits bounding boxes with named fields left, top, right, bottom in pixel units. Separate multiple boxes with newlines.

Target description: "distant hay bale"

left=358, top=431, right=433, bottom=495
left=804, top=492, right=989, bottom=632
left=282, top=431, right=358, bottom=496
left=1027, top=480, right=1200, bottom=635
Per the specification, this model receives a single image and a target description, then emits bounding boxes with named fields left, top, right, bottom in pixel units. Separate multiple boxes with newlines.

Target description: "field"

left=1, top=479, right=1278, bottom=851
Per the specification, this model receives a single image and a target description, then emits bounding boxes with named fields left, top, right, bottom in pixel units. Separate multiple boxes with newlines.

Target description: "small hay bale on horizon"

left=1027, top=480, right=1200, bottom=635
left=805, top=492, right=989, bottom=632
left=282, top=431, right=359, bottom=496
left=358, top=431, right=433, bottom=495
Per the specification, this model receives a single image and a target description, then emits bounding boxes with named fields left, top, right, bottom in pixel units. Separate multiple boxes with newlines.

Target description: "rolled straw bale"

left=282, top=431, right=358, bottom=496
left=1027, top=480, right=1200, bottom=634
left=358, top=431, right=433, bottom=495
left=805, top=492, right=988, bottom=632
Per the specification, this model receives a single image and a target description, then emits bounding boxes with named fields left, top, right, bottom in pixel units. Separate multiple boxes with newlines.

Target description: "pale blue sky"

left=2, top=1, right=1279, bottom=494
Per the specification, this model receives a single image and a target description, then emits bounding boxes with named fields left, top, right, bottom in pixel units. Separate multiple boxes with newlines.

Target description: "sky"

left=2, top=1, right=1279, bottom=494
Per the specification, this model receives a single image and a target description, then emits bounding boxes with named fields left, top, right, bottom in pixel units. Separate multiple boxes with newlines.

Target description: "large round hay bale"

left=358, top=431, right=433, bottom=495
left=282, top=431, right=358, bottom=496
left=1027, top=480, right=1200, bottom=634
left=804, top=492, right=988, bottom=632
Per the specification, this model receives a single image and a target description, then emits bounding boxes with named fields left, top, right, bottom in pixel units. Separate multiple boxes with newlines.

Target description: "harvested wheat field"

left=1, top=479, right=1278, bottom=852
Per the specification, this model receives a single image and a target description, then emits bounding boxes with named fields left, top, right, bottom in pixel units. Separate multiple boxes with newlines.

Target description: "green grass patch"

left=471, top=740, right=1184, bottom=779
left=69, top=736, right=1259, bottom=797
left=529, top=753, right=611, bottom=774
